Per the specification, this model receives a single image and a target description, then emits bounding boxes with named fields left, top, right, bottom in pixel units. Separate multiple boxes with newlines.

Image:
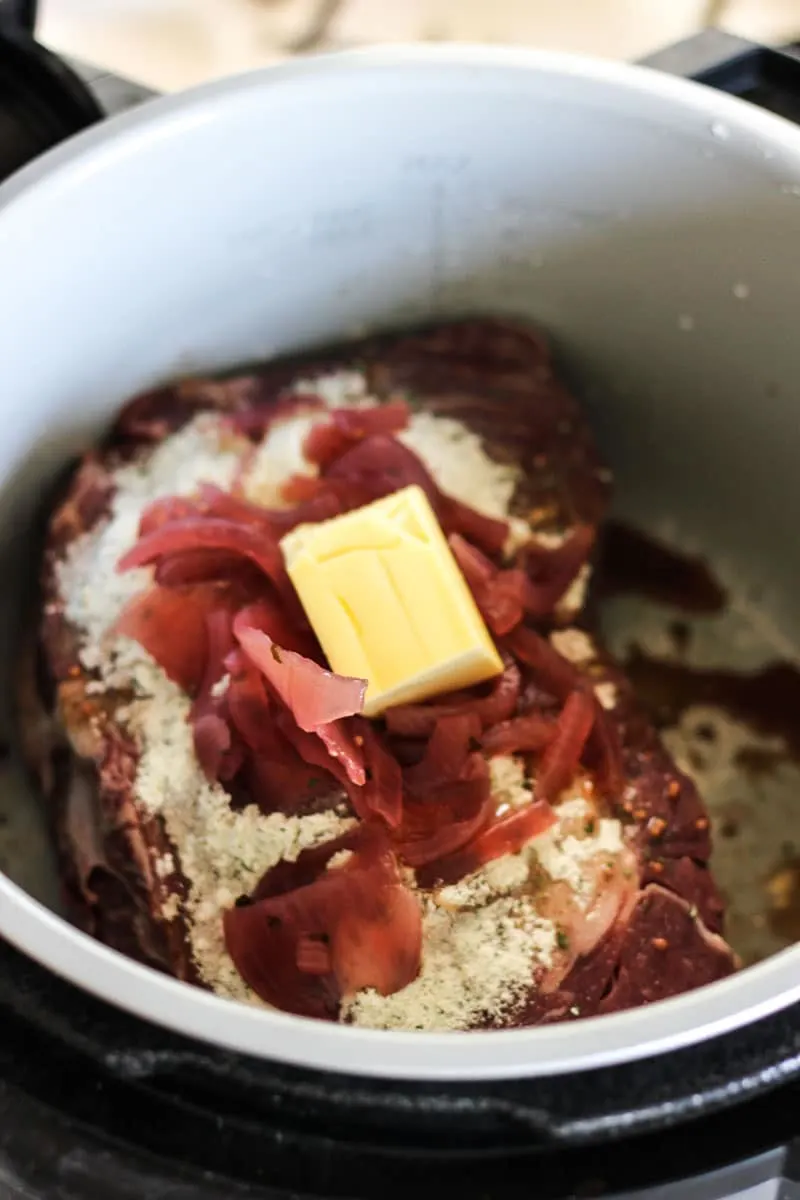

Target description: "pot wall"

left=0, top=46, right=799, bottom=1079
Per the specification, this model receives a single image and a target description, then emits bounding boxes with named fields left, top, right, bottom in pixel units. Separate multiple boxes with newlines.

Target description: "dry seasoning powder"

left=344, top=895, right=557, bottom=1032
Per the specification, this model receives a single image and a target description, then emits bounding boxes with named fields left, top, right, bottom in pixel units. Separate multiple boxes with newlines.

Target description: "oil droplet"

left=733, top=282, right=750, bottom=300
left=710, top=121, right=730, bottom=141
left=678, top=314, right=695, bottom=332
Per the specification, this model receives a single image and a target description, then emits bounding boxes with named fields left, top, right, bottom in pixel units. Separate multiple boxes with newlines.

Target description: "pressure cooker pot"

left=0, top=42, right=799, bottom=1091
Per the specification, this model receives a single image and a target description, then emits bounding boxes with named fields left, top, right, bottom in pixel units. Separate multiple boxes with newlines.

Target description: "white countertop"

left=37, top=0, right=800, bottom=97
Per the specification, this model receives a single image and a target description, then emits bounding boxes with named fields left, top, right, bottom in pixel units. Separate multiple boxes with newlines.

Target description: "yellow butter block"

left=280, top=485, right=504, bottom=717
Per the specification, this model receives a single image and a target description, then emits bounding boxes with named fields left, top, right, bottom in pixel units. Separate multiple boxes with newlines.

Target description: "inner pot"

left=0, top=45, right=799, bottom=1082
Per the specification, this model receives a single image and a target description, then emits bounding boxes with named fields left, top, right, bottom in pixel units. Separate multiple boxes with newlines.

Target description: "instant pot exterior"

left=0, top=23, right=799, bottom=1200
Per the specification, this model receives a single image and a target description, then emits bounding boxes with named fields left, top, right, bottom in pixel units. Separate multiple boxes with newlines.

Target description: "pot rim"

left=1, top=42, right=800, bottom=1081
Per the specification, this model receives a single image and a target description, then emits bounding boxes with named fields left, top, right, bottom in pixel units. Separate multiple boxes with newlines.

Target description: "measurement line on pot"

left=429, top=178, right=446, bottom=311
left=399, top=152, right=474, bottom=311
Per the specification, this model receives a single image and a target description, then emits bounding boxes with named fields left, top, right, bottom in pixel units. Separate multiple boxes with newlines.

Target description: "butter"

left=280, top=485, right=503, bottom=717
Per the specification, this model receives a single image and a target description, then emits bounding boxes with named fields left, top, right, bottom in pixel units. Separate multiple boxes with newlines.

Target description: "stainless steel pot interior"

left=0, top=45, right=798, bottom=1081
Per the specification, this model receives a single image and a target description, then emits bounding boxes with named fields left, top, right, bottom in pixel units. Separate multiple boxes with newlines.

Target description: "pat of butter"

left=280, top=485, right=503, bottom=717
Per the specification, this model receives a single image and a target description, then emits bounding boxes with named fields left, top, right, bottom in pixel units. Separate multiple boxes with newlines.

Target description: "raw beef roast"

left=18, top=319, right=737, bottom=1031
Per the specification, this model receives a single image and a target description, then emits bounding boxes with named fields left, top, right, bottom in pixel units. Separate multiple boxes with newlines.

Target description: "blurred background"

left=36, top=0, right=800, bottom=94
